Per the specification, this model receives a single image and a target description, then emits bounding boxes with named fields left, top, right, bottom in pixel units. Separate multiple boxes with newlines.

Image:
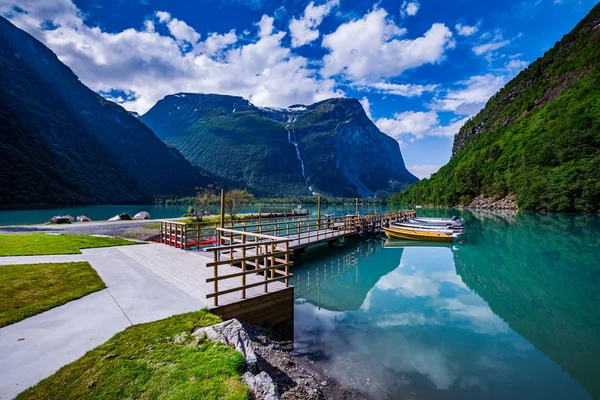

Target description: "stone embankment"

left=193, top=319, right=366, bottom=400
left=466, top=194, right=519, bottom=210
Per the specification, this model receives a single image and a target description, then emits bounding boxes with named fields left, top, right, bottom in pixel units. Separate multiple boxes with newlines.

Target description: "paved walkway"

left=0, top=244, right=206, bottom=400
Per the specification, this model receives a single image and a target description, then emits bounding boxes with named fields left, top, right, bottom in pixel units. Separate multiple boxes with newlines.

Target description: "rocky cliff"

left=142, top=95, right=417, bottom=197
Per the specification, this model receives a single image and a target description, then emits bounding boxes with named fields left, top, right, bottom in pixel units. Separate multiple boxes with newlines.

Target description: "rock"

left=133, top=211, right=150, bottom=220
left=242, top=371, right=280, bottom=400
left=466, top=194, right=518, bottom=210
left=108, top=213, right=132, bottom=221
left=50, top=215, right=73, bottom=224
left=77, top=215, right=92, bottom=222
left=192, top=319, right=258, bottom=372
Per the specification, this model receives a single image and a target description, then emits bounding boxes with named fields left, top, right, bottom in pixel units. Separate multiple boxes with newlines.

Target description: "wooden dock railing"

left=159, top=210, right=416, bottom=251
left=203, top=228, right=293, bottom=306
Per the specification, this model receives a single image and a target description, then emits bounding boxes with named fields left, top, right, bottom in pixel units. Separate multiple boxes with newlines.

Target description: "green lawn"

left=0, top=234, right=139, bottom=256
left=0, top=262, right=106, bottom=327
left=17, top=311, right=249, bottom=400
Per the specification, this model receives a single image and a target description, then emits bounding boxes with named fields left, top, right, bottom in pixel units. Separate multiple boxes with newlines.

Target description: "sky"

left=0, top=0, right=596, bottom=178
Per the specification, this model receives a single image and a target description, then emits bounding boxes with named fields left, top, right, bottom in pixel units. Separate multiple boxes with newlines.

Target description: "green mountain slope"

left=141, top=94, right=308, bottom=196
left=142, top=94, right=418, bottom=197
left=390, top=4, right=600, bottom=212
left=0, top=17, right=214, bottom=205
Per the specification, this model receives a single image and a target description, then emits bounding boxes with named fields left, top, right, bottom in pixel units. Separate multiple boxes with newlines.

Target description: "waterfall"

left=285, top=113, right=311, bottom=191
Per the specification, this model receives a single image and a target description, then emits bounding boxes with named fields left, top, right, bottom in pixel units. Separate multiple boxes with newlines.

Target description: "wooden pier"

left=156, top=210, right=415, bottom=325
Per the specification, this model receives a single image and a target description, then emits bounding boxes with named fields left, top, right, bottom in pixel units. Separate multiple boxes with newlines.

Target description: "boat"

left=412, top=217, right=464, bottom=226
left=392, top=221, right=464, bottom=232
left=383, top=225, right=461, bottom=242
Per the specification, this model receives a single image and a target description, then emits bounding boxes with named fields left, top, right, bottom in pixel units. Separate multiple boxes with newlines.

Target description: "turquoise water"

left=0, top=203, right=393, bottom=226
left=291, top=210, right=600, bottom=399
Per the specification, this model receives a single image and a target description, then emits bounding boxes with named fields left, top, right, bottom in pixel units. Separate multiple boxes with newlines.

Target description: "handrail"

left=216, top=227, right=284, bottom=241
left=160, top=210, right=417, bottom=251
left=203, top=240, right=289, bottom=252
left=205, top=227, right=293, bottom=306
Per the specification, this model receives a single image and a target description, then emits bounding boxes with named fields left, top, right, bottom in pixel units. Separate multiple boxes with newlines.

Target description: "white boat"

left=393, top=221, right=463, bottom=232
left=412, top=217, right=464, bottom=227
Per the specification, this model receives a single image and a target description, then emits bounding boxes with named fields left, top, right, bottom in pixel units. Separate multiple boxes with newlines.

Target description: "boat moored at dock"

left=383, top=225, right=461, bottom=242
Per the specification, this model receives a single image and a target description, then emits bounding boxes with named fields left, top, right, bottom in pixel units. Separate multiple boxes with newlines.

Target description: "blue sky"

left=1, top=0, right=596, bottom=178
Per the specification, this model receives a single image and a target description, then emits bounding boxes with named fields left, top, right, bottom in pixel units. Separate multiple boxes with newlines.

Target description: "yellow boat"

left=383, top=225, right=458, bottom=242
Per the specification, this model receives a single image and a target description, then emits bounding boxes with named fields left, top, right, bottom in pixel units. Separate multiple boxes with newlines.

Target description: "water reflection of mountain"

left=454, top=212, right=600, bottom=399
left=292, top=238, right=402, bottom=311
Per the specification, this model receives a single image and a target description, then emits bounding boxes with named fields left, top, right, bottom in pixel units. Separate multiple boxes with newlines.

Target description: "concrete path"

left=0, top=244, right=206, bottom=399
left=0, top=254, right=85, bottom=265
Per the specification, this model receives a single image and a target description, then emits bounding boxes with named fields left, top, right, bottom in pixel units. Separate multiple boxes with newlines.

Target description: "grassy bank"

left=0, top=262, right=105, bottom=327
left=0, top=234, right=139, bottom=256
left=17, top=311, right=248, bottom=400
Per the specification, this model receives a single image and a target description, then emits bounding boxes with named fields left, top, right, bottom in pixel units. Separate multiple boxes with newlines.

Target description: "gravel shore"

left=0, top=219, right=162, bottom=241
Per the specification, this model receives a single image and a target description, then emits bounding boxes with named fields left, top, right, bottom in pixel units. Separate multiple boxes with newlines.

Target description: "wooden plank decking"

left=117, top=244, right=288, bottom=308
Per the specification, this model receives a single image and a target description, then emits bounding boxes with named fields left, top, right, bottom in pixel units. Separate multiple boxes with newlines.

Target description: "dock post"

left=219, top=189, right=225, bottom=245
left=317, top=196, right=321, bottom=230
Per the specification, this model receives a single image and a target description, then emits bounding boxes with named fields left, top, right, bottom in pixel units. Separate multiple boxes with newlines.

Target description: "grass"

left=17, top=310, right=249, bottom=400
left=0, top=262, right=106, bottom=327
left=0, top=234, right=139, bottom=256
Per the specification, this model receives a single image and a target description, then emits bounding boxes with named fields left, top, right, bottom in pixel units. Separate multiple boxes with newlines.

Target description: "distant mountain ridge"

left=0, top=17, right=214, bottom=205
left=390, top=3, right=600, bottom=212
left=141, top=94, right=418, bottom=197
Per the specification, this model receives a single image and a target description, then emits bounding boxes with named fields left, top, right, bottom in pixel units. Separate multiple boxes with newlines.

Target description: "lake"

left=291, top=209, right=600, bottom=399
left=0, top=203, right=393, bottom=226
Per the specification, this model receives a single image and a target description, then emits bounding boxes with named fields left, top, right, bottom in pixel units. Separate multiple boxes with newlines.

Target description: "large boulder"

left=242, top=371, right=280, bottom=400
left=193, top=319, right=258, bottom=372
left=50, top=215, right=73, bottom=224
left=133, top=211, right=150, bottom=220
left=108, top=213, right=132, bottom=221
left=77, top=215, right=91, bottom=222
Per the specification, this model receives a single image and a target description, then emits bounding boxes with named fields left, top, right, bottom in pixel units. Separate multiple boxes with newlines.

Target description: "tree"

left=225, top=189, right=254, bottom=219
left=195, top=185, right=220, bottom=221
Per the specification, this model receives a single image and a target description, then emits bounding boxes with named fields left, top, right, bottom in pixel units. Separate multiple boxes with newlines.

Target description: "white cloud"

left=472, top=33, right=511, bottom=56
left=354, top=81, right=438, bottom=97
left=195, top=30, right=237, bottom=56
left=165, top=14, right=201, bottom=44
left=321, top=8, right=454, bottom=81
left=432, top=74, right=506, bottom=115
left=506, top=59, right=528, bottom=71
left=455, top=23, right=478, bottom=36
left=257, top=14, right=274, bottom=37
left=289, top=0, right=339, bottom=47
left=400, top=1, right=420, bottom=17
left=155, top=10, right=171, bottom=23
left=376, top=111, right=468, bottom=140
left=407, top=164, right=442, bottom=179
left=0, top=0, right=342, bottom=114
left=359, top=96, right=372, bottom=120
left=376, top=110, right=439, bottom=138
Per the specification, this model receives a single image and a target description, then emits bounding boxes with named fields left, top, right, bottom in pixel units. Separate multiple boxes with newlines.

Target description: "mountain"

left=389, top=4, right=600, bottom=212
left=142, top=94, right=417, bottom=197
left=0, top=17, right=214, bottom=205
